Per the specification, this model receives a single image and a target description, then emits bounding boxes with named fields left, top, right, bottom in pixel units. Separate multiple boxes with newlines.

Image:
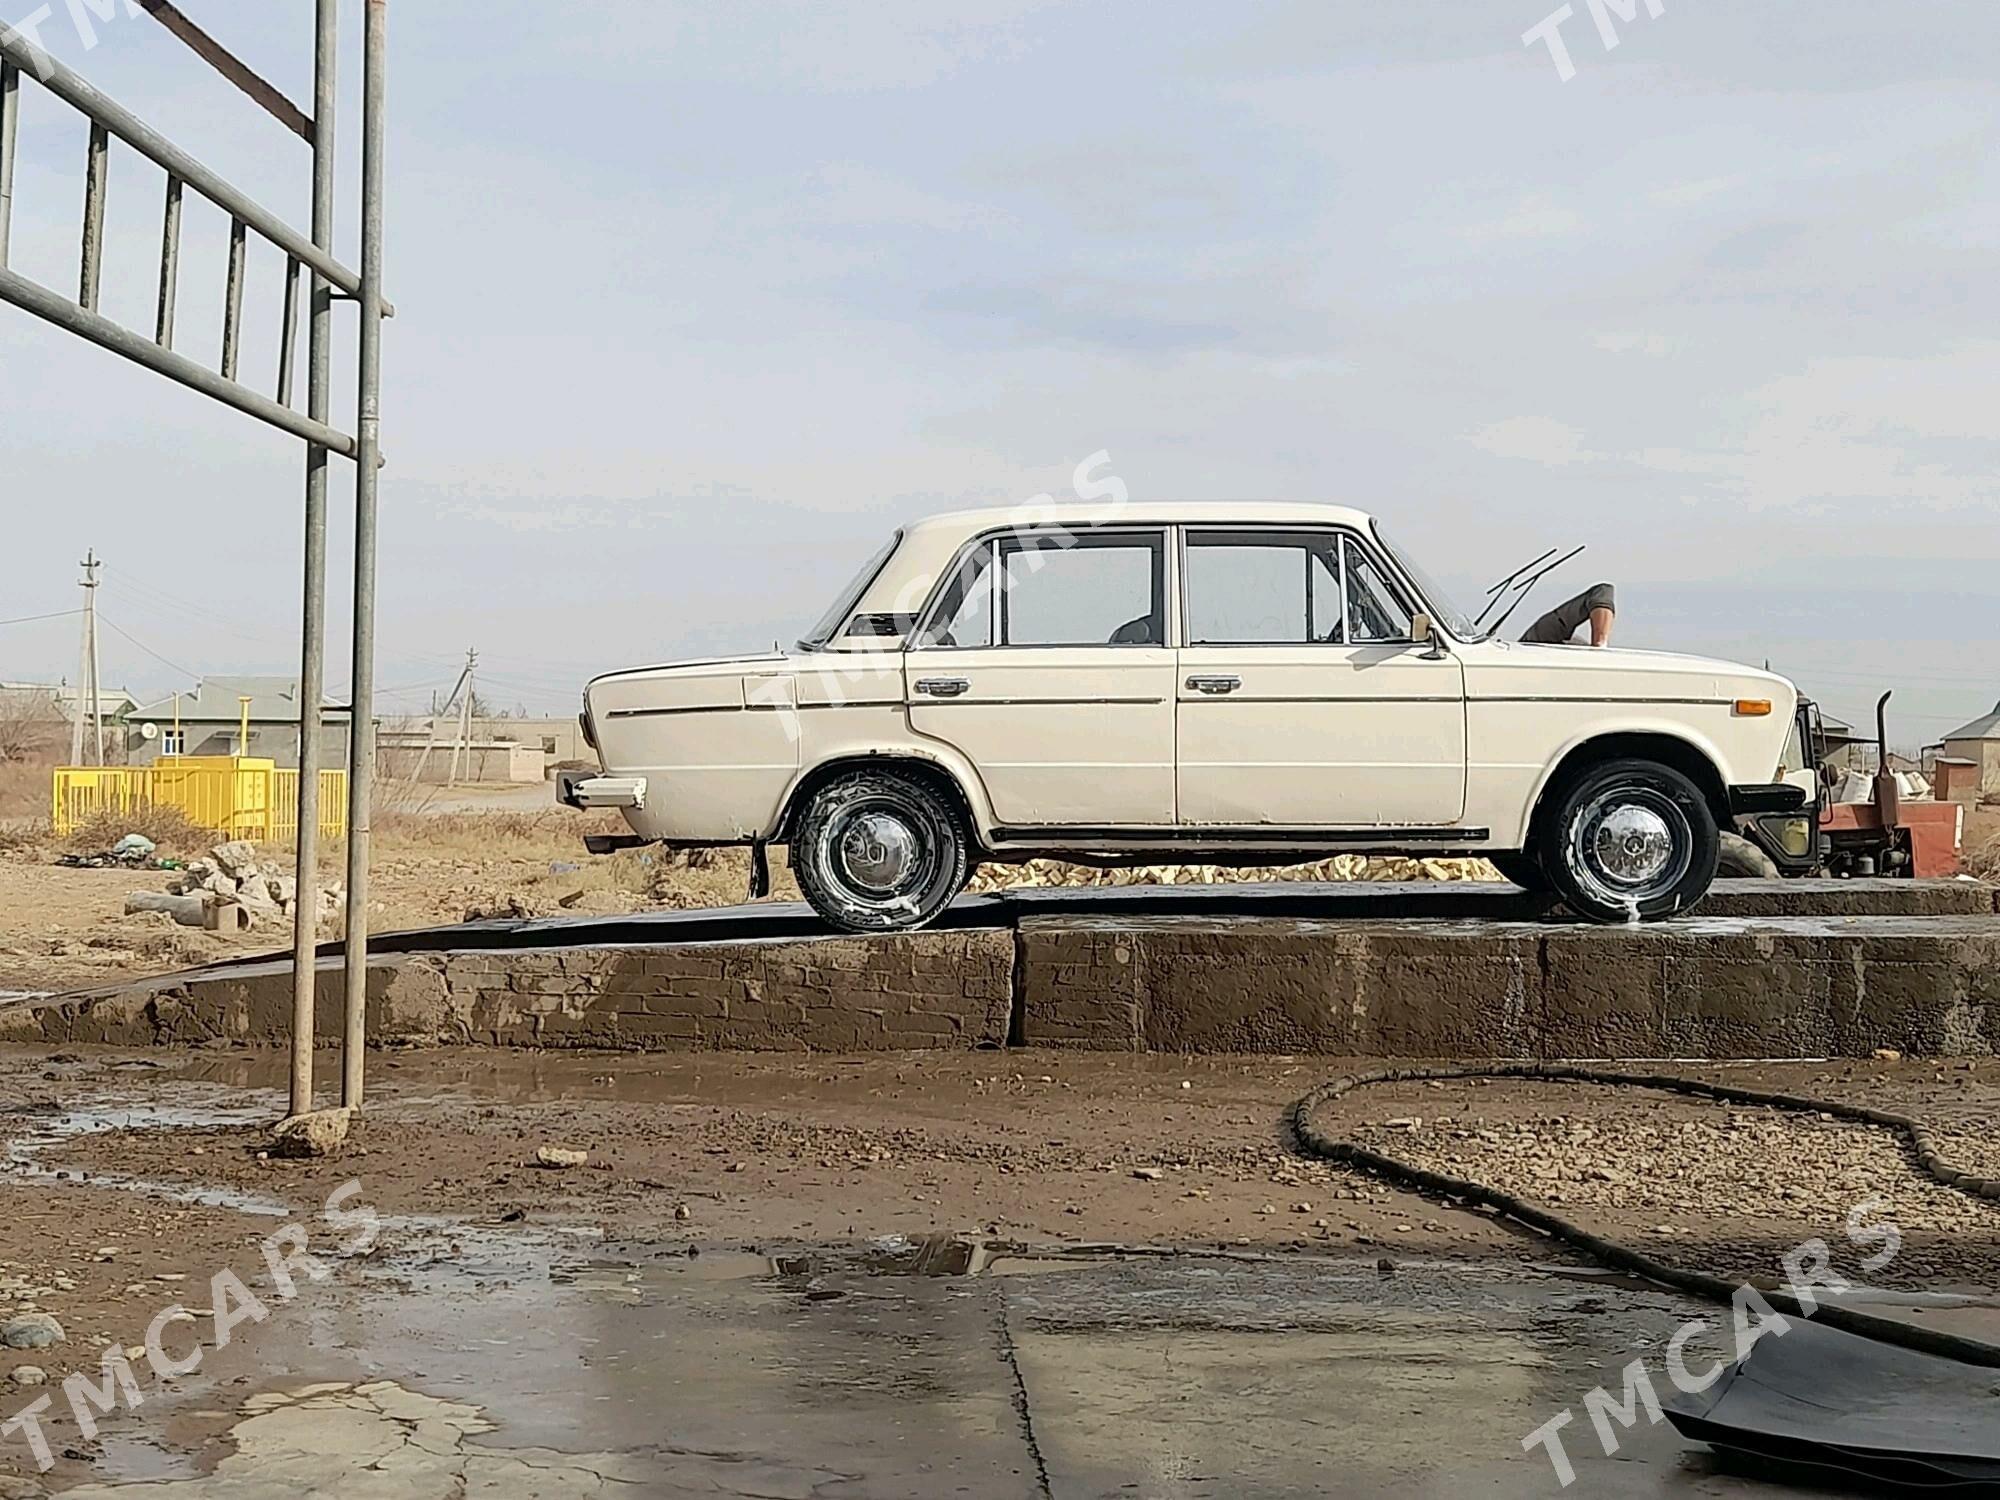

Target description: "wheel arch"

left=1522, top=729, right=1731, bottom=855
left=772, top=751, right=985, bottom=848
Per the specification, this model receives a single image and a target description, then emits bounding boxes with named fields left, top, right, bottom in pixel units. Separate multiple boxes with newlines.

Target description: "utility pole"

left=69, top=550, right=103, bottom=765
left=448, top=646, right=476, bottom=786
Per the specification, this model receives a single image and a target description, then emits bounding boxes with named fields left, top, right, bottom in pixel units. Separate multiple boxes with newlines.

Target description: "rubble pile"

left=128, top=840, right=341, bottom=934
left=967, top=854, right=1503, bottom=893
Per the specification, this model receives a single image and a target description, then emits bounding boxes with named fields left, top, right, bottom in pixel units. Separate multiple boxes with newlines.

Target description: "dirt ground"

left=0, top=800, right=799, bottom=995
left=11, top=1048, right=2000, bottom=1308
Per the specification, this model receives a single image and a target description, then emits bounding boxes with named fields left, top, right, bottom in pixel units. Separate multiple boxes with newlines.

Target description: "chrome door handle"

left=1185, top=675, right=1241, bottom=695
left=915, top=677, right=971, bottom=698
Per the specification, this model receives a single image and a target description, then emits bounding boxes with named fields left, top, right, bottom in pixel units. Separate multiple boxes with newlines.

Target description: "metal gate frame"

left=0, top=4, right=388, bottom=1116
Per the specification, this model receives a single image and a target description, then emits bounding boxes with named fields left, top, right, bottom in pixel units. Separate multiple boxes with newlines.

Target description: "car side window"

left=1343, top=536, right=1414, bottom=644
left=1001, top=533, right=1165, bottom=646
left=919, top=531, right=1166, bottom=648
left=1184, top=531, right=1345, bottom=645
left=921, top=541, right=997, bottom=648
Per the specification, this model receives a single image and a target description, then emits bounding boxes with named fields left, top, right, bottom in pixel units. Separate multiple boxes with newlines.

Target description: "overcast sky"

left=2, top=1, right=1996, bottom=744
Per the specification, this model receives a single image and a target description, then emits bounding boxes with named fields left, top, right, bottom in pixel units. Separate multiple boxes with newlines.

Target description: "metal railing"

left=52, top=760, right=349, bottom=841
left=0, top=30, right=367, bottom=454
left=1, top=3, right=388, bottom=1115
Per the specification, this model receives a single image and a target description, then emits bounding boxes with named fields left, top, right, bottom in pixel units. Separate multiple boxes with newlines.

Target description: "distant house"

left=1939, top=700, right=2000, bottom=799
left=375, top=714, right=587, bottom=784
left=1816, top=711, right=1863, bottom=773
left=0, top=681, right=141, bottom=761
left=125, top=676, right=356, bottom=768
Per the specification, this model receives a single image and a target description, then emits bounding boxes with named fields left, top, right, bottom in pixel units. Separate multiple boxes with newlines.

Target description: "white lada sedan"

left=564, top=504, right=1811, bottom=932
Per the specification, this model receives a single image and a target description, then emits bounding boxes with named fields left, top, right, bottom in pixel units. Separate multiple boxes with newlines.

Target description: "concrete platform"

left=4, top=881, right=1995, bottom=1058
left=309, top=876, right=2000, bottom=960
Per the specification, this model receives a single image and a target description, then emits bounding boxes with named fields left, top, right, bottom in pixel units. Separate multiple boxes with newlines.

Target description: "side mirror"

left=1412, top=613, right=1449, bottom=660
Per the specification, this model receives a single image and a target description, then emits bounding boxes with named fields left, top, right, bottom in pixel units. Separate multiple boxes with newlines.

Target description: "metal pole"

left=80, top=125, right=107, bottom=312
left=0, top=62, right=19, bottom=267
left=342, top=0, right=386, bottom=1110
left=289, top=0, right=336, bottom=1121
left=155, top=175, right=181, bottom=347
left=220, top=215, right=245, bottom=380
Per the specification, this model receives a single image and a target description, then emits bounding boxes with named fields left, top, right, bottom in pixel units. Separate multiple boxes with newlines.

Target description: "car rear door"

left=904, top=527, right=1177, bottom=829
left=1174, top=527, right=1467, bottom=828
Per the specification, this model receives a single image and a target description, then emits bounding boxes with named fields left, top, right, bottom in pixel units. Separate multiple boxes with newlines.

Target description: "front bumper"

left=556, top=771, right=647, bottom=810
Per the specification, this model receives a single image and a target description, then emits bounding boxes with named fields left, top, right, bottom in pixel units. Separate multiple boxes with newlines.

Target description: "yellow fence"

left=272, top=768, right=350, bottom=842
left=52, top=757, right=349, bottom=841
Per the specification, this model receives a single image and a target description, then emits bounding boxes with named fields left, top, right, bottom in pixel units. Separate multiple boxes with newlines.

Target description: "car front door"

left=1174, top=528, right=1467, bottom=828
left=905, top=527, right=1177, bottom=830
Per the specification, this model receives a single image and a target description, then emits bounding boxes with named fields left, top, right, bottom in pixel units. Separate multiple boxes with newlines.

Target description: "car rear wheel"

left=1544, top=759, right=1718, bottom=922
left=793, top=769, right=969, bottom=933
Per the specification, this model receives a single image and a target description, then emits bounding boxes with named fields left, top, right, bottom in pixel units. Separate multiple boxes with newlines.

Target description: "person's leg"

left=1520, top=582, right=1616, bottom=646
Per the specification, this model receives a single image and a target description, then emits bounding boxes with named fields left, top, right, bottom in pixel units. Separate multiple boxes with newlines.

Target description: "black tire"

left=792, top=770, right=969, bottom=933
left=1488, top=852, right=1554, bottom=892
left=1716, top=831, right=1782, bottom=879
left=1543, top=758, right=1719, bottom=922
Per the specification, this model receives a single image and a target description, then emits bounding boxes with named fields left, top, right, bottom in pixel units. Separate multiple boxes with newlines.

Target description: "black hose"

left=1290, top=1062, right=2000, bottom=1367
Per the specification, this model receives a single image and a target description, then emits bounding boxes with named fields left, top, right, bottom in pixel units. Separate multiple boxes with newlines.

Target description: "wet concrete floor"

left=18, top=1213, right=1875, bottom=1495
left=0, top=1058, right=1950, bottom=1497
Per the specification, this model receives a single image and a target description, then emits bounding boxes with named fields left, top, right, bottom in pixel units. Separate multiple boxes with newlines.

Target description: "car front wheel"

left=1543, top=759, right=1718, bottom=922
left=793, top=769, right=969, bottom=933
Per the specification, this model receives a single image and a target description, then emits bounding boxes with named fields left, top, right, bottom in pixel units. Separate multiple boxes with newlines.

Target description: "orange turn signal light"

left=1733, top=699, right=1773, bottom=717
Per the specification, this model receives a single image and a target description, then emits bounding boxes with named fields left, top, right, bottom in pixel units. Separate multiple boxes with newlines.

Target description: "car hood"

left=1472, top=640, right=1796, bottom=697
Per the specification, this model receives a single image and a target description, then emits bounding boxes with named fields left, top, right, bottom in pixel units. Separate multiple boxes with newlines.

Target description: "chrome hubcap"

left=1590, top=803, right=1676, bottom=886
left=838, top=811, right=920, bottom=893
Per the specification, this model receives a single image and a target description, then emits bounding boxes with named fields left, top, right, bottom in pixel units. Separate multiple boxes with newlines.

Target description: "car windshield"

left=1371, top=522, right=1480, bottom=640
left=798, top=530, right=904, bottom=649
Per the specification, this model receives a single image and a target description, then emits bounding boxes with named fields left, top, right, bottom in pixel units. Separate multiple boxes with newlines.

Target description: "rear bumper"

left=1728, top=782, right=1808, bottom=815
left=557, top=771, right=647, bottom=810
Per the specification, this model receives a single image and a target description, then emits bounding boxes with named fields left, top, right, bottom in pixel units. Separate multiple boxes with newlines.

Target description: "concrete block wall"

left=1015, top=915, right=2000, bottom=1059
left=4, top=930, right=1014, bottom=1053
left=428, top=931, right=1013, bottom=1050
left=5, top=906, right=1996, bottom=1059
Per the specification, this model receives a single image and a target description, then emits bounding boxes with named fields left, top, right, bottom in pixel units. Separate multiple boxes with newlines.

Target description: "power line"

left=0, top=608, right=83, bottom=629
left=97, top=615, right=200, bottom=682
left=99, top=567, right=274, bottom=648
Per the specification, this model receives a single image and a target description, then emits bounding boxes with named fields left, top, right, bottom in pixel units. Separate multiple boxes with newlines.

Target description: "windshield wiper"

left=1482, top=545, right=1585, bottom=640
left=1472, top=548, right=1558, bottom=630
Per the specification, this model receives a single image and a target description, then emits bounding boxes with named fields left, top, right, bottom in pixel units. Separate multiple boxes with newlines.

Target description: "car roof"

left=903, top=500, right=1378, bottom=538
